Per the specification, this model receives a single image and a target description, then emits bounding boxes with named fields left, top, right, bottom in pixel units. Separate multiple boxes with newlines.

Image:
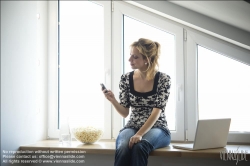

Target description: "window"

left=186, top=29, right=250, bottom=142
left=112, top=1, right=184, bottom=140
left=48, top=1, right=250, bottom=143
left=198, top=45, right=250, bottom=132
left=59, top=0, right=104, bottom=129
left=48, top=1, right=111, bottom=139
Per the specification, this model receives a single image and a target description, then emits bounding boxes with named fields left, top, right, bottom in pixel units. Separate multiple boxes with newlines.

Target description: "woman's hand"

left=102, top=89, right=116, bottom=103
left=129, top=134, right=142, bottom=149
left=101, top=88, right=130, bottom=118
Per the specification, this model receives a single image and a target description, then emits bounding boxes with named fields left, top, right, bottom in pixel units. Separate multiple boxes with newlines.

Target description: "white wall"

left=1, top=1, right=47, bottom=165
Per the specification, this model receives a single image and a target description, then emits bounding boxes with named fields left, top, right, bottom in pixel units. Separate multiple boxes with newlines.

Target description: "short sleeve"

left=154, top=73, right=171, bottom=109
left=119, top=74, right=130, bottom=108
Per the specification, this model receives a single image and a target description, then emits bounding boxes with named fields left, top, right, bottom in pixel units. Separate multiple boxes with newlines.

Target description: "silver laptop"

left=173, top=118, right=231, bottom=151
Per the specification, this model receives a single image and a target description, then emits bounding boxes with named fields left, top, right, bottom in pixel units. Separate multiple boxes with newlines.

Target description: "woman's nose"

left=128, top=57, right=132, bottom=62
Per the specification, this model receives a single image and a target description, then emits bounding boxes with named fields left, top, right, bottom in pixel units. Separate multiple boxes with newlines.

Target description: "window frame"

left=186, top=27, right=250, bottom=143
left=47, top=0, right=250, bottom=143
left=112, top=1, right=185, bottom=141
left=47, top=0, right=112, bottom=139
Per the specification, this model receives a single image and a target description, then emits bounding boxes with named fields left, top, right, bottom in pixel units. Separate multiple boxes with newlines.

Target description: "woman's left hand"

left=129, top=134, right=142, bottom=149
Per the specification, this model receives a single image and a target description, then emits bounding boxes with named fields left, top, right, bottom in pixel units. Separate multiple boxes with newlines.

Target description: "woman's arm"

left=103, top=90, right=130, bottom=118
left=129, top=108, right=161, bottom=148
left=136, top=108, right=162, bottom=136
left=104, top=74, right=130, bottom=118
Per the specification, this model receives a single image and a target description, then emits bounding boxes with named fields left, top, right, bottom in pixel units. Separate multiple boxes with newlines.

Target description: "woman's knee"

left=117, top=139, right=129, bottom=149
left=142, top=128, right=171, bottom=149
left=116, top=128, right=137, bottom=148
left=131, top=140, right=154, bottom=154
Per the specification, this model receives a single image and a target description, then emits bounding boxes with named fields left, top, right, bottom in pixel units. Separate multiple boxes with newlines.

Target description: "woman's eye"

left=133, top=56, right=138, bottom=59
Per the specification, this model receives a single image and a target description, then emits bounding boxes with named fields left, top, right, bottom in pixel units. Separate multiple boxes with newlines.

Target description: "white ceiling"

left=170, top=1, right=250, bottom=32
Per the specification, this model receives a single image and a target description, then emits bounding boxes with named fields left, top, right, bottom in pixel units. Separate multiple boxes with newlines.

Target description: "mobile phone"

left=100, top=83, right=108, bottom=93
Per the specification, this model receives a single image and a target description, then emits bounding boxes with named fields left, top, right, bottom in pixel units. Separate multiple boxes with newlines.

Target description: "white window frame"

left=47, top=1, right=112, bottom=139
left=47, top=0, right=250, bottom=143
left=186, top=27, right=250, bottom=143
left=112, top=1, right=185, bottom=141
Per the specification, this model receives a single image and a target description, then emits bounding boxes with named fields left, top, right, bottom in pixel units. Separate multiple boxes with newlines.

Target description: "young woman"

left=103, top=38, right=171, bottom=166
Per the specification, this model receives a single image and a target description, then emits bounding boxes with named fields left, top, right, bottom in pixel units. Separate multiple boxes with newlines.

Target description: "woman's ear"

left=144, top=57, right=150, bottom=65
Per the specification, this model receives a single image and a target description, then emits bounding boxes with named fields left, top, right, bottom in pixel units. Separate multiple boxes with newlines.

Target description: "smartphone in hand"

left=100, top=83, right=108, bottom=93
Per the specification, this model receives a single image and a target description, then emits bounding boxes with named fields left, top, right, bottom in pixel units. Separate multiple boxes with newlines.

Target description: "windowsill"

left=19, top=140, right=250, bottom=159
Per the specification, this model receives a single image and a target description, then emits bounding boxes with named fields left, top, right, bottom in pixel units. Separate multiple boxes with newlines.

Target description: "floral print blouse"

left=119, top=71, right=171, bottom=130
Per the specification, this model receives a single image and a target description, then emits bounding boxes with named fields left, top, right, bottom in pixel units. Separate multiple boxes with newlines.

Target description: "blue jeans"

left=114, top=127, right=171, bottom=166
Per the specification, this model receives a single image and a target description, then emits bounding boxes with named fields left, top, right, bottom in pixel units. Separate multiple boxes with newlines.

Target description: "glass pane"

left=59, top=1, right=104, bottom=128
left=123, top=16, right=176, bottom=131
left=198, top=45, right=250, bottom=132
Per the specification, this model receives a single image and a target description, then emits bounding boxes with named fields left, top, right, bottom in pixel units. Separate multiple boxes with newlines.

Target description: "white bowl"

left=72, top=126, right=103, bottom=144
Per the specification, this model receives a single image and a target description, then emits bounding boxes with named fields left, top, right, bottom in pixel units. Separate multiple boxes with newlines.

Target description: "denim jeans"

left=114, top=127, right=171, bottom=166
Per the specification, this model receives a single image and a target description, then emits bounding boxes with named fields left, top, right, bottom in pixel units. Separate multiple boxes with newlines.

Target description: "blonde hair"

left=131, top=38, right=161, bottom=80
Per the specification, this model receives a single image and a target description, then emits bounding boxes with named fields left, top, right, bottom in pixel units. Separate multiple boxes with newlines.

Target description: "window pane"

left=123, top=16, right=176, bottom=130
left=198, top=45, right=250, bottom=132
left=59, top=1, right=104, bottom=128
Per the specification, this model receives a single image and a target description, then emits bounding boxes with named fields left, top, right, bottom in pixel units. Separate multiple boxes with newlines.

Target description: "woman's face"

left=129, top=47, right=147, bottom=70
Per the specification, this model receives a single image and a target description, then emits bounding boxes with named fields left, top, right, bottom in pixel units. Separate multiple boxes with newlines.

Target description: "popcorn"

left=72, top=126, right=103, bottom=144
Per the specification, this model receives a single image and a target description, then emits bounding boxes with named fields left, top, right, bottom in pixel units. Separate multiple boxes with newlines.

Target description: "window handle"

left=105, top=69, right=110, bottom=84
left=177, top=84, right=182, bottom=101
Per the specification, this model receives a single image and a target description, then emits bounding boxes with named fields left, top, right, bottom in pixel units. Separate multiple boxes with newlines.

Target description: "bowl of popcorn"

left=71, top=126, right=103, bottom=144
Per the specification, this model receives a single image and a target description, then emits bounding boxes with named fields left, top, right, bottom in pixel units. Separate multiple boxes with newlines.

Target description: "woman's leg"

left=114, top=128, right=137, bottom=166
left=130, top=127, right=171, bottom=166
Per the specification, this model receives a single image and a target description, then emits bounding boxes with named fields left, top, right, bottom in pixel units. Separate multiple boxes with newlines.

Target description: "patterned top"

left=119, top=71, right=171, bottom=130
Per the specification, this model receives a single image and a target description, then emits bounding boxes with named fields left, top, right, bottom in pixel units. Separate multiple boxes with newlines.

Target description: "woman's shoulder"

left=121, top=71, right=133, bottom=79
left=157, top=72, right=171, bottom=87
left=120, top=71, right=133, bottom=85
left=157, top=71, right=171, bottom=81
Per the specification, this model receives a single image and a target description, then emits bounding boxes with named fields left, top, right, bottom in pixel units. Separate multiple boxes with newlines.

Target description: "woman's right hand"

left=102, top=89, right=116, bottom=103
left=102, top=89, right=129, bottom=118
